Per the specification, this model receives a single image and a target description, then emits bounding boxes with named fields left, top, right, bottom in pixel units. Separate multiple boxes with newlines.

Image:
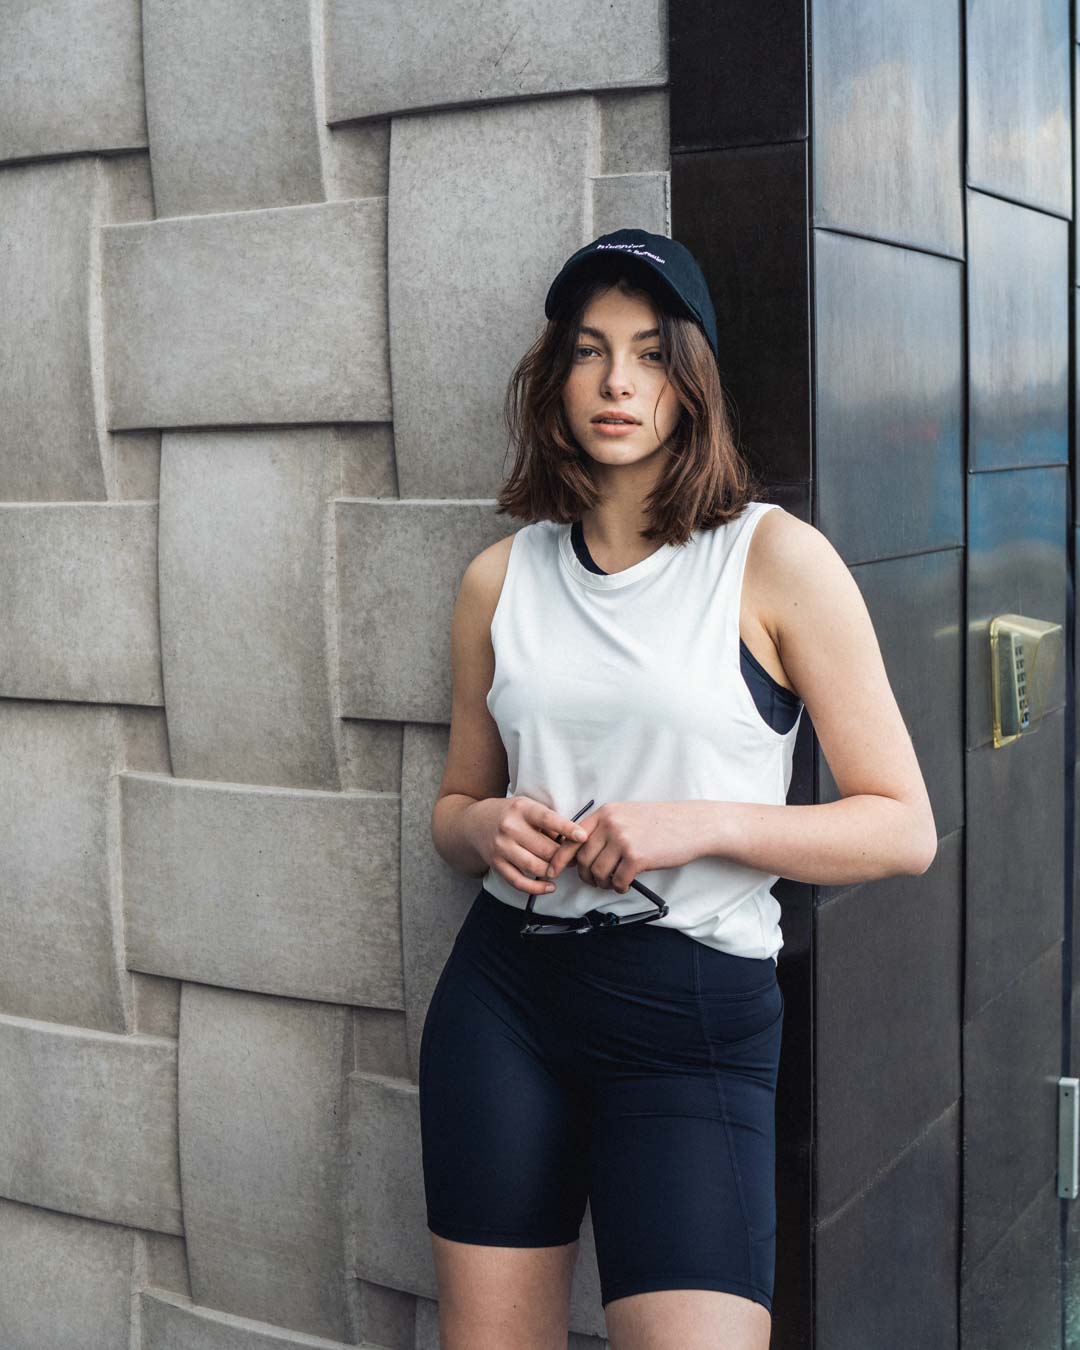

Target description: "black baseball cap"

left=544, top=228, right=720, bottom=361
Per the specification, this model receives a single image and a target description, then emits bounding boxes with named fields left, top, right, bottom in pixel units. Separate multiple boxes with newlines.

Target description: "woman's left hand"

left=544, top=801, right=703, bottom=893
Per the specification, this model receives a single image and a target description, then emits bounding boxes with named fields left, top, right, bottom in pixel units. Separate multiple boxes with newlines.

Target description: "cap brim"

left=546, top=250, right=697, bottom=327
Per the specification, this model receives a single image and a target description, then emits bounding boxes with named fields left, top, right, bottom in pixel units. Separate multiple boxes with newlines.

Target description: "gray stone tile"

left=0, top=502, right=160, bottom=704
left=0, top=0, right=146, bottom=161
left=102, top=200, right=390, bottom=429
left=123, top=771, right=402, bottom=1008
left=336, top=500, right=517, bottom=723
left=0, top=1198, right=134, bottom=1350
left=158, top=428, right=344, bottom=789
left=0, top=702, right=127, bottom=1031
left=178, top=985, right=351, bottom=1340
left=325, top=0, right=665, bottom=123
left=0, top=1023, right=179, bottom=1232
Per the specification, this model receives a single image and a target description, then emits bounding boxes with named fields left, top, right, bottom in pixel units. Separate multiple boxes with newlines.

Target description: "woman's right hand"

left=463, top=795, right=589, bottom=896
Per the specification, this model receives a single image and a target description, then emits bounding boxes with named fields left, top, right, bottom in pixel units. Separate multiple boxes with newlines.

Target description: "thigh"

left=585, top=970, right=784, bottom=1316
left=430, top=1233, right=580, bottom=1350
left=418, top=898, right=591, bottom=1248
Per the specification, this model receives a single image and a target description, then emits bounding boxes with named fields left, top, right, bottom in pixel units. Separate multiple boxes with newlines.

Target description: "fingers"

left=578, top=840, right=626, bottom=892
left=536, top=806, right=591, bottom=873
left=541, top=807, right=588, bottom=847
left=495, top=845, right=560, bottom=895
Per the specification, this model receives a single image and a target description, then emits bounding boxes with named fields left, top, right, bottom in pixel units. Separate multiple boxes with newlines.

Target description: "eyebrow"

left=576, top=325, right=660, bottom=343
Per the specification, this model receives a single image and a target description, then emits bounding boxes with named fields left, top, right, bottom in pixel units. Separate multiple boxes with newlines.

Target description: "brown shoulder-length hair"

left=494, top=267, right=763, bottom=545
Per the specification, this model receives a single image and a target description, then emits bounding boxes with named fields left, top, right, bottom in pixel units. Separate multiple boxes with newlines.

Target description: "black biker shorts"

left=418, top=885, right=785, bottom=1313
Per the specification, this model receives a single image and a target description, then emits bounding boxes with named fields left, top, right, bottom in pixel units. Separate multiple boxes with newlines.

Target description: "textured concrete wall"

left=0, top=3, right=670, bottom=1346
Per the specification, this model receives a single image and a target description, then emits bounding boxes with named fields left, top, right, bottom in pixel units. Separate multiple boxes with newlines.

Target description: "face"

left=561, top=285, right=683, bottom=468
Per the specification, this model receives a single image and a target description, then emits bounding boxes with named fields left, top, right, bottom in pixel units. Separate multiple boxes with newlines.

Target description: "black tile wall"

left=965, top=706, right=1065, bottom=1016
left=1069, top=925, right=1080, bottom=1339
left=810, top=0, right=963, bottom=256
left=962, top=1179, right=1063, bottom=1350
left=815, top=1102, right=960, bottom=1350
left=671, top=143, right=811, bottom=487
left=815, top=830, right=961, bottom=1217
left=1076, top=42, right=1080, bottom=283
left=813, top=231, right=964, bottom=562
left=966, top=0, right=1072, bottom=218
left=1075, top=288, right=1080, bottom=518
left=669, top=0, right=808, bottom=153
left=967, top=191, right=1069, bottom=474
left=962, top=942, right=1064, bottom=1272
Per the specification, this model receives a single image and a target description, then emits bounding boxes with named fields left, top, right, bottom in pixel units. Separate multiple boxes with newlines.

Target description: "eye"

left=573, top=345, right=665, bottom=362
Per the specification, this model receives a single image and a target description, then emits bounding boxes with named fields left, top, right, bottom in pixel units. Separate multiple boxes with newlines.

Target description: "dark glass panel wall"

left=671, top=1, right=1074, bottom=1346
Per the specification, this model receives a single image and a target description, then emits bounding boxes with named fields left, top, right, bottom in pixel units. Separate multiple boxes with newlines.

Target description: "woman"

left=420, top=228, right=937, bottom=1350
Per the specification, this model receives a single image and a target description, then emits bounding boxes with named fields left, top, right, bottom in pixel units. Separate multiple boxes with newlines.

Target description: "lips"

left=591, top=414, right=639, bottom=424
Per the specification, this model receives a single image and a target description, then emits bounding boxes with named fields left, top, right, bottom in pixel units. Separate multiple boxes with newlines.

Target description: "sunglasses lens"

left=521, top=909, right=662, bottom=937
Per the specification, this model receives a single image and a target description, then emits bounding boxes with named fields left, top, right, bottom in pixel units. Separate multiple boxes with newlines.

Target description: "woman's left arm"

left=694, top=509, right=938, bottom=886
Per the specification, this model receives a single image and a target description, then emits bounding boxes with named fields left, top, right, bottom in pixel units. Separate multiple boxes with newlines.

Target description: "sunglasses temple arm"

left=630, top=878, right=668, bottom=914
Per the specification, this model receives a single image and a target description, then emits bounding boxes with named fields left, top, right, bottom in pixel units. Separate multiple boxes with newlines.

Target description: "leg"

left=431, top=1232, right=580, bottom=1350
left=418, top=907, right=591, bottom=1348
left=604, top=1287, right=770, bottom=1350
left=589, top=1010, right=783, bottom=1350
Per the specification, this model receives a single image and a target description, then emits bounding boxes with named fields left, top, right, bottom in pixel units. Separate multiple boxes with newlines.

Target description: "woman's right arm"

left=430, top=535, right=587, bottom=893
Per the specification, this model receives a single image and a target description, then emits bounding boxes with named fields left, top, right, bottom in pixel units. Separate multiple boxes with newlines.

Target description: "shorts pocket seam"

left=696, top=979, right=778, bottom=1002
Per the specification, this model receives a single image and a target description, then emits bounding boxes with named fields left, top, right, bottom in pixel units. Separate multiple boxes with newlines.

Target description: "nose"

left=600, top=354, right=635, bottom=397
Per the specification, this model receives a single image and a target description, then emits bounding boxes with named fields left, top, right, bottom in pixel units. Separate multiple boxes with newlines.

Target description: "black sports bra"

left=570, top=520, right=802, bottom=735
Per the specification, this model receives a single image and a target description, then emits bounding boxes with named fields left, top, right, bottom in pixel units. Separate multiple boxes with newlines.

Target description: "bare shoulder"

left=745, top=505, right=854, bottom=646
left=437, top=531, right=516, bottom=808
left=458, top=530, right=516, bottom=630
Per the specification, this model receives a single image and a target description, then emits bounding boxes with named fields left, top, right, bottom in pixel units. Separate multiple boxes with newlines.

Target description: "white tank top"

left=481, top=499, right=802, bottom=963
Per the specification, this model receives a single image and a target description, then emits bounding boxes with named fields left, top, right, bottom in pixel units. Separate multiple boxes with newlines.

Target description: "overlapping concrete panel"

left=325, top=0, right=666, bottom=123
left=157, top=428, right=345, bottom=789
left=102, top=199, right=390, bottom=430
left=0, top=502, right=161, bottom=705
left=142, top=0, right=323, bottom=218
left=0, top=0, right=146, bottom=164
left=122, top=772, right=402, bottom=1008
left=387, top=97, right=598, bottom=498
left=0, top=1197, right=135, bottom=1349
left=178, top=984, right=350, bottom=1340
left=0, top=1017, right=180, bottom=1232
left=139, top=1285, right=381, bottom=1348
left=0, top=158, right=107, bottom=500
left=336, top=500, right=517, bottom=723
left=0, top=703, right=129, bottom=1032
left=592, top=171, right=669, bottom=237
left=598, top=89, right=670, bottom=175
